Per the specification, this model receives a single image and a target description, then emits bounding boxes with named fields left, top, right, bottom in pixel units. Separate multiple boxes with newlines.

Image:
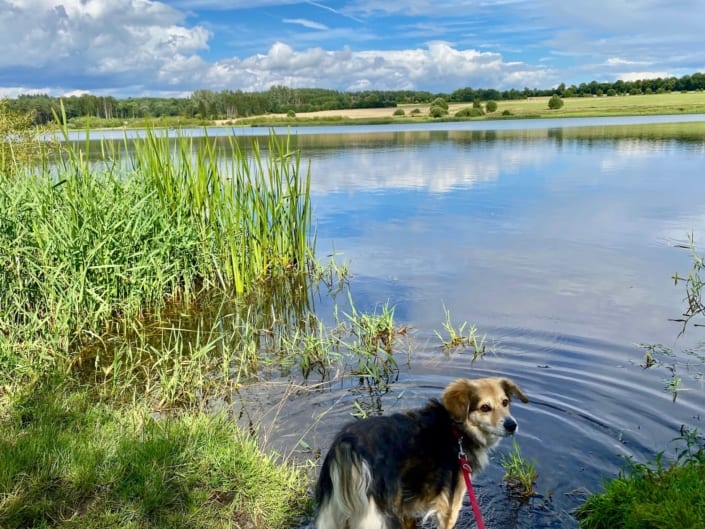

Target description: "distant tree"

left=429, top=105, right=448, bottom=118
left=548, top=94, right=564, bottom=109
left=485, top=100, right=498, bottom=113
left=431, top=97, right=449, bottom=111
left=607, top=88, right=617, bottom=97
left=393, top=108, right=406, bottom=116
left=286, top=109, right=296, bottom=118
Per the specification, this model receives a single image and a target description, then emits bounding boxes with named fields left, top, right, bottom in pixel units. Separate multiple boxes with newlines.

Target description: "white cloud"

left=197, top=41, right=549, bottom=93
left=0, top=0, right=210, bottom=93
left=617, top=71, right=671, bottom=82
left=283, top=18, right=329, bottom=30
left=605, top=58, right=649, bottom=67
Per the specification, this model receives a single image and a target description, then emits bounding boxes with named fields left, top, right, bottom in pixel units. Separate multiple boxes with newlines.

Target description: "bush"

left=486, top=100, right=498, bottom=113
left=501, top=109, right=512, bottom=116
left=455, top=107, right=484, bottom=118
left=431, top=97, right=449, bottom=111
left=410, top=108, right=421, bottom=115
left=393, top=108, right=406, bottom=116
left=286, top=109, right=296, bottom=118
left=548, top=94, right=564, bottom=109
left=429, top=105, right=448, bottom=118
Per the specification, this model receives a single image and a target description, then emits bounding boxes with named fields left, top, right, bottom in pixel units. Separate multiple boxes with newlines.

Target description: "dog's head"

left=442, top=377, right=528, bottom=448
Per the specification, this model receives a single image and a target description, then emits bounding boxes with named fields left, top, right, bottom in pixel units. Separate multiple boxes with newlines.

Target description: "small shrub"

left=501, top=109, right=512, bottom=116
left=286, top=109, right=296, bottom=118
left=429, top=105, right=448, bottom=118
left=485, top=100, right=498, bottom=113
left=455, top=107, right=484, bottom=118
left=393, top=108, right=406, bottom=116
left=410, top=108, right=421, bottom=115
left=548, top=94, right=564, bottom=109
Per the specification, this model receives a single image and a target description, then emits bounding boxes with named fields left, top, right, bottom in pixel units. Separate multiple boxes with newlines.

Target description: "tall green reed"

left=0, top=119, right=313, bottom=388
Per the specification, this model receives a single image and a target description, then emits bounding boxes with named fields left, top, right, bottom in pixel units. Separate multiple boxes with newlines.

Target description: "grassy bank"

left=0, top=116, right=317, bottom=527
left=227, top=91, right=705, bottom=127
left=0, top=385, right=309, bottom=529
left=575, top=429, right=705, bottom=528
left=54, top=91, right=705, bottom=130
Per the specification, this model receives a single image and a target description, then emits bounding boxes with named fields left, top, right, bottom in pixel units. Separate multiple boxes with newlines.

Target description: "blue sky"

left=1, top=0, right=703, bottom=98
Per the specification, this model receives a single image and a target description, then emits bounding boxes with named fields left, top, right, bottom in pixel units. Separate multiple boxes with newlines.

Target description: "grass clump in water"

left=435, top=304, right=487, bottom=359
left=500, top=439, right=538, bottom=500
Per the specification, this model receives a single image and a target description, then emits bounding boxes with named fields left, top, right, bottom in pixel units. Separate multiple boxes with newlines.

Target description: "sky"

left=1, top=0, right=704, bottom=98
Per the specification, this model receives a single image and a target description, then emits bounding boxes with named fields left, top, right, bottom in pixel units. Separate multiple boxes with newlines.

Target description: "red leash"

left=456, top=435, right=487, bottom=529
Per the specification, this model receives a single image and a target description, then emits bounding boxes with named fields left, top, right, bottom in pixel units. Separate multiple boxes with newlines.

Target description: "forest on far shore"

left=5, top=71, right=705, bottom=125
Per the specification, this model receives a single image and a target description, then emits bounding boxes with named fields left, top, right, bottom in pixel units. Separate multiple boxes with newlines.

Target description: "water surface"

left=232, top=121, right=705, bottom=528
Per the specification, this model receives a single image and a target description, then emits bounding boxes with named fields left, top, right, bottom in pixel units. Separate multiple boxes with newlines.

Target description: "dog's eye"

left=480, top=404, right=492, bottom=413
left=502, top=399, right=509, bottom=407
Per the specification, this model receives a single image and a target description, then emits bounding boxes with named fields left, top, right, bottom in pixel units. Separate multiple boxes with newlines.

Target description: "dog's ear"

left=442, top=379, right=479, bottom=421
left=500, top=378, right=529, bottom=403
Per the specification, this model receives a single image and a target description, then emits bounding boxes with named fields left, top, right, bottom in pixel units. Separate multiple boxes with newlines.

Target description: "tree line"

left=5, top=72, right=705, bottom=125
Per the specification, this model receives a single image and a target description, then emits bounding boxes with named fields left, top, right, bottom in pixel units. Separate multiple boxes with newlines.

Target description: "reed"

left=0, top=117, right=313, bottom=386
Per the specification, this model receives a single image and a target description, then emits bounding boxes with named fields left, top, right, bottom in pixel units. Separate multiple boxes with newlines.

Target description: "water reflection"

left=67, top=119, right=705, bottom=528
left=237, top=122, right=705, bottom=529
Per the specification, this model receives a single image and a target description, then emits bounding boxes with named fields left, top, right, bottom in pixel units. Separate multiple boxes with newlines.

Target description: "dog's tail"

left=315, top=440, right=380, bottom=529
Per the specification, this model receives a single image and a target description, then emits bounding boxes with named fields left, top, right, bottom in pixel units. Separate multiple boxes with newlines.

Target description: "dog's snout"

left=503, top=417, right=518, bottom=433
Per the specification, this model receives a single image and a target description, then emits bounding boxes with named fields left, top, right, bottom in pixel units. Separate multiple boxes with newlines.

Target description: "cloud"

left=203, top=41, right=550, bottom=93
left=283, top=18, right=329, bottom=30
left=0, top=0, right=210, bottom=94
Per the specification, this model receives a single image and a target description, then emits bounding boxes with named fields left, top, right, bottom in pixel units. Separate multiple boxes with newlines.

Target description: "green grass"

left=219, top=91, right=705, bottom=127
left=0, top=385, right=310, bottom=529
left=576, top=429, right=705, bottom=528
left=0, top=121, right=312, bottom=389
left=500, top=439, right=538, bottom=500
left=435, top=305, right=487, bottom=359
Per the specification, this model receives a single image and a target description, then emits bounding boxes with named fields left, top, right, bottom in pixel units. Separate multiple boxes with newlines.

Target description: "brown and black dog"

left=314, top=377, right=528, bottom=529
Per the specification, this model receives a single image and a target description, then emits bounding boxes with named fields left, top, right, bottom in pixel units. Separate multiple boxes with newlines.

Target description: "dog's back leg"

left=315, top=441, right=387, bottom=529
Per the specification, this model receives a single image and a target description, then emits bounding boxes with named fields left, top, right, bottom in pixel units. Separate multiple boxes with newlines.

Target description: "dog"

left=314, top=377, right=528, bottom=529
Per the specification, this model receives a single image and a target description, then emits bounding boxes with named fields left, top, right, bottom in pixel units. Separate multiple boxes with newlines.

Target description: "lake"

left=216, top=118, right=705, bottom=529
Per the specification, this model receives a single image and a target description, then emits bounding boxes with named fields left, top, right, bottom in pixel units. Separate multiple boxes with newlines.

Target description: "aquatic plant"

left=341, top=296, right=407, bottom=386
left=435, top=305, right=487, bottom=359
left=0, top=112, right=313, bottom=388
left=500, top=439, right=539, bottom=500
left=672, top=233, right=705, bottom=333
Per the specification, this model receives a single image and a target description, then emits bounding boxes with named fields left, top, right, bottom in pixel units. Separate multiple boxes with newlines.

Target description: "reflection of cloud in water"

left=308, top=145, right=548, bottom=194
